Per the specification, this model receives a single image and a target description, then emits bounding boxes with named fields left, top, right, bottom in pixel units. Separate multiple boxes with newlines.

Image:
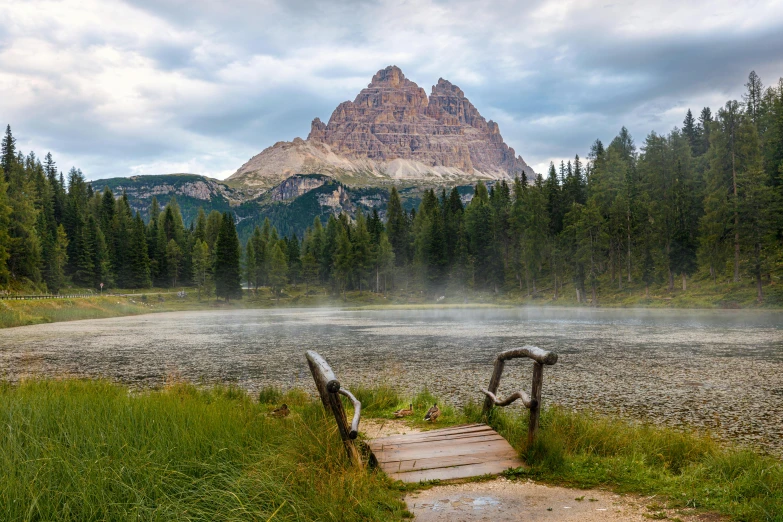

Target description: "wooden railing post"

left=479, top=346, right=557, bottom=448
left=305, top=351, right=361, bottom=466
left=482, top=358, right=505, bottom=416
left=528, top=362, right=544, bottom=447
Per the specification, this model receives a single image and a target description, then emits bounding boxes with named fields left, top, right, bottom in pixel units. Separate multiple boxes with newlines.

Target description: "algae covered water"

left=1, top=307, right=781, bottom=454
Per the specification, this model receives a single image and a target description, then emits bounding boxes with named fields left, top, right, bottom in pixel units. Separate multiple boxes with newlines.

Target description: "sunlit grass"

left=0, top=380, right=410, bottom=521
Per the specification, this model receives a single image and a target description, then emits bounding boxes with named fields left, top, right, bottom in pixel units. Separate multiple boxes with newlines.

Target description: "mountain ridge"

left=229, top=65, right=533, bottom=190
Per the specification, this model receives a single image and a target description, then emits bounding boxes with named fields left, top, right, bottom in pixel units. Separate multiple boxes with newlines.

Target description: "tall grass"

left=0, top=380, right=409, bottom=521
left=469, top=404, right=783, bottom=521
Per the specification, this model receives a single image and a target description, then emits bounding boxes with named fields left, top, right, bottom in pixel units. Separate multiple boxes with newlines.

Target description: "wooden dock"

left=368, top=423, right=523, bottom=483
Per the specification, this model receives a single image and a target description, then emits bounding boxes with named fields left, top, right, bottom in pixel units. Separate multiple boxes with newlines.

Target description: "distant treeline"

left=1, top=71, right=781, bottom=302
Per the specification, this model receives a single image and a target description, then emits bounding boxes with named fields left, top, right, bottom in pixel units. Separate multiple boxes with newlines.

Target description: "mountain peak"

left=369, top=65, right=408, bottom=88
left=232, top=67, right=533, bottom=190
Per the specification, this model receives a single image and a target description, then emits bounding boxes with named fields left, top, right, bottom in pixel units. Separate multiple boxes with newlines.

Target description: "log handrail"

left=480, top=345, right=558, bottom=447
left=305, top=350, right=361, bottom=464
left=338, top=388, right=361, bottom=439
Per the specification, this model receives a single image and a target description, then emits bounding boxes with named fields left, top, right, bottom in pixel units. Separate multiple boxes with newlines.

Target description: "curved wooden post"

left=305, top=351, right=361, bottom=466
left=479, top=345, right=557, bottom=447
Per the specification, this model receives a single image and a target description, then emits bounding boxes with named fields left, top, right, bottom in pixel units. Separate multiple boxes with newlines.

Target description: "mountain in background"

left=228, top=65, right=533, bottom=190
left=92, top=173, right=431, bottom=241
left=93, top=66, right=523, bottom=238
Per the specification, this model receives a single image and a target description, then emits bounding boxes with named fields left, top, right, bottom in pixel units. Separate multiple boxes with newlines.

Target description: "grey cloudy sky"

left=1, top=0, right=782, bottom=180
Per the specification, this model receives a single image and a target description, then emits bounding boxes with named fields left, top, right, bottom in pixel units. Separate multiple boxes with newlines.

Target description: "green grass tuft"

left=0, top=379, right=409, bottom=521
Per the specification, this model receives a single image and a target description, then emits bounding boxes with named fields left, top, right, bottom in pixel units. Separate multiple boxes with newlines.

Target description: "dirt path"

left=362, top=420, right=723, bottom=522
left=406, top=478, right=721, bottom=521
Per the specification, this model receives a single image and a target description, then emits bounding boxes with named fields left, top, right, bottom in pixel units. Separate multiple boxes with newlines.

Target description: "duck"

left=423, top=403, right=440, bottom=423
left=269, top=404, right=290, bottom=417
left=393, top=403, right=414, bottom=418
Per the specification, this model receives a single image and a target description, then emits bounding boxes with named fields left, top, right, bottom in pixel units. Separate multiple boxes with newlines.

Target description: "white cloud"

left=0, top=0, right=781, bottom=179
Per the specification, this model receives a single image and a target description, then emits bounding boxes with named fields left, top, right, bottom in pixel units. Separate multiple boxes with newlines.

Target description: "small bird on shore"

left=393, top=403, right=413, bottom=418
left=424, top=403, right=440, bottom=422
left=269, top=404, right=290, bottom=417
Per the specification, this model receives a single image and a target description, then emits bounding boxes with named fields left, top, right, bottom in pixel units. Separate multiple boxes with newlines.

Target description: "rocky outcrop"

left=267, top=174, right=329, bottom=202
left=229, top=66, right=534, bottom=190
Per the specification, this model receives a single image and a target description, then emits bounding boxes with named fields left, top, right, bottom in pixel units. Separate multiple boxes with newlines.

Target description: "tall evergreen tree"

left=213, top=212, right=241, bottom=301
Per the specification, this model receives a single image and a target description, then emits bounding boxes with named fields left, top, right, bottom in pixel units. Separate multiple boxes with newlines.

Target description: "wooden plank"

left=369, top=423, right=523, bottom=483
left=368, top=429, right=500, bottom=449
left=370, top=433, right=505, bottom=454
left=373, top=439, right=512, bottom=462
left=378, top=448, right=519, bottom=473
left=388, top=458, right=523, bottom=483
left=368, top=424, right=489, bottom=444
left=371, top=434, right=507, bottom=454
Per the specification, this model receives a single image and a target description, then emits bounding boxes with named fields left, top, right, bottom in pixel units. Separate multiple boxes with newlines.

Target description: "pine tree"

left=744, top=71, right=764, bottom=127
left=286, top=234, right=301, bottom=285
left=47, top=225, right=68, bottom=293
left=268, top=241, right=288, bottom=301
left=166, top=239, right=182, bottom=286
left=213, top=212, right=241, bottom=301
left=1, top=125, right=16, bottom=179
left=245, top=238, right=256, bottom=292
left=683, top=109, right=699, bottom=152
left=127, top=214, right=151, bottom=288
left=192, top=239, right=210, bottom=300
left=385, top=187, right=410, bottom=265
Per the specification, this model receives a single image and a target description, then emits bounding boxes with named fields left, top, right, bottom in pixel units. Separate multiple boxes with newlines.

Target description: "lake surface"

left=1, top=307, right=782, bottom=454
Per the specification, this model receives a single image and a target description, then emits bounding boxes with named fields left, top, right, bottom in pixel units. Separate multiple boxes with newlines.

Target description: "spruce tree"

left=1, top=125, right=16, bottom=179
left=213, top=212, right=241, bottom=301
left=683, top=109, right=698, bottom=152
left=385, top=187, right=410, bottom=265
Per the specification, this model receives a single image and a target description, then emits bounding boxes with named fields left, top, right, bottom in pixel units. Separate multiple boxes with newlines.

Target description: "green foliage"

left=214, top=212, right=242, bottom=301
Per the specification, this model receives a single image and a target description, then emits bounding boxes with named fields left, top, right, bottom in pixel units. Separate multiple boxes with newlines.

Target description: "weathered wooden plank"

left=378, top=448, right=519, bottom=473
left=368, top=427, right=497, bottom=447
left=369, top=424, right=487, bottom=444
left=388, top=458, right=523, bottom=483
left=372, top=439, right=513, bottom=462
left=369, top=432, right=504, bottom=452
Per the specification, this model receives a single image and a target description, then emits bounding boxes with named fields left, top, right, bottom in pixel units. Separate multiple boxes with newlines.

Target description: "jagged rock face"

left=230, top=65, right=533, bottom=190
left=267, top=175, right=328, bottom=202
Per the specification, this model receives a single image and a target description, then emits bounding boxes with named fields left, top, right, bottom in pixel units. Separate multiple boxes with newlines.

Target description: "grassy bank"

left=3, top=380, right=780, bottom=521
left=3, top=276, right=783, bottom=330
left=355, top=386, right=783, bottom=521
left=483, top=406, right=783, bottom=521
left=0, top=380, right=409, bottom=521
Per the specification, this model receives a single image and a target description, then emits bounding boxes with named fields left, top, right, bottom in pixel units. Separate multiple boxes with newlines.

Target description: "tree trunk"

left=591, top=285, right=597, bottom=307
left=645, top=285, right=649, bottom=299
left=575, top=287, right=581, bottom=303
left=756, top=243, right=763, bottom=303
left=668, top=267, right=674, bottom=292
left=682, top=273, right=687, bottom=291
left=627, top=210, right=632, bottom=283
left=732, top=149, right=740, bottom=283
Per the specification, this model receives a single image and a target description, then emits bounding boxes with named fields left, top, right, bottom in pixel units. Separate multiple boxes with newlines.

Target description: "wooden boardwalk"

left=368, top=423, right=523, bottom=483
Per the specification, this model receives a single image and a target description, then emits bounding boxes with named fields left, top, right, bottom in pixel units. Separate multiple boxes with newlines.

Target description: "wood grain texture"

left=369, top=423, right=523, bottom=483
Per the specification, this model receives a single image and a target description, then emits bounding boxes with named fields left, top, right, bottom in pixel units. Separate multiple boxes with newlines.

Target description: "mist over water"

left=1, top=307, right=781, bottom=453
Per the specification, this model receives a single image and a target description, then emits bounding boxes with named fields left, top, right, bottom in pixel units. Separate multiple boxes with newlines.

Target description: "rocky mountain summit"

left=229, top=66, right=533, bottom=190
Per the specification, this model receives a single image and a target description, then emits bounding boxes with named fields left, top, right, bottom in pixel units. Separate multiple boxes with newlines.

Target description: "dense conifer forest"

left=1, top=71, right=781, bottom=303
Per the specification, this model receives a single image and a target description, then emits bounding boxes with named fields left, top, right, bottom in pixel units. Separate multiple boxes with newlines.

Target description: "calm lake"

left=2, top=307, right=782, bottom=454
